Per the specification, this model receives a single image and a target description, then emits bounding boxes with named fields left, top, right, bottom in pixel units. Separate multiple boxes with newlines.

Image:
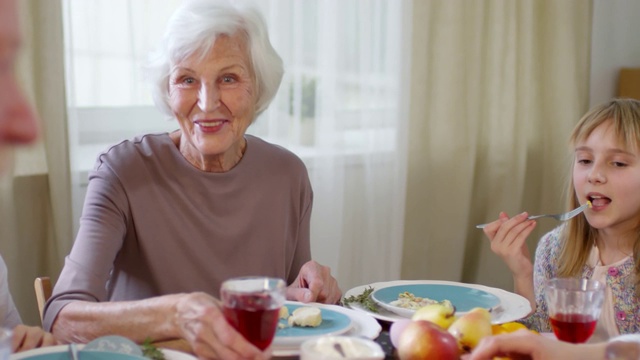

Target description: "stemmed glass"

left=544, top=278, right=605, bottom=343
left=221, top=277, right=286, bottom=350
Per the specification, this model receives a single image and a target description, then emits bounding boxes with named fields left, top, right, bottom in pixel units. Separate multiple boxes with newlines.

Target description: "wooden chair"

left=34, top=276, right=52, bottom=326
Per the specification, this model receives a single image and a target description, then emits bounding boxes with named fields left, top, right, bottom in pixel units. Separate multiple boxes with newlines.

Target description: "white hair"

left=145, top=0, right=283, bottom=118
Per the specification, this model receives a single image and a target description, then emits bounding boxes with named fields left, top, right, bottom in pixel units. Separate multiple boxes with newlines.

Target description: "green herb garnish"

left=341, top=286, right=379, bottom=313
left=141, top=338, right=166, bottom=360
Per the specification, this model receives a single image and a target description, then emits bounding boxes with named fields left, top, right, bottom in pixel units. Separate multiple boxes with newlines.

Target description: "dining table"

left=154, top=279, right=531, bottom=359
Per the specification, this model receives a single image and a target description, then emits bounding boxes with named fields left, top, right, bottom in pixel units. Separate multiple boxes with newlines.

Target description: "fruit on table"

left=491, top=321, right=527, bottom=335
left=397, top=320, right=460, bottom=360
left=390, top=319, right=413, bottom=348
left=412, top=301, right=457, bottom=330
left=447, top=307, right=492, bottom=353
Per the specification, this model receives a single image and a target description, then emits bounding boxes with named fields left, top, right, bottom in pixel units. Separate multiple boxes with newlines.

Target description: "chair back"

left=34, top=276, right=52, bottom=326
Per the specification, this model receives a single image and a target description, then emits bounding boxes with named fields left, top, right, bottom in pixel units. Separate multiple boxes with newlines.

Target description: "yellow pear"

left=411, top=301, right=457, bottom=330
left=447, top=307, right=492, bottom=353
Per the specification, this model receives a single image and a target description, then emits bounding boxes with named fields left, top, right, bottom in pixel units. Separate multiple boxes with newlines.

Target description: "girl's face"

left=574, top=119, right=640, bottom=233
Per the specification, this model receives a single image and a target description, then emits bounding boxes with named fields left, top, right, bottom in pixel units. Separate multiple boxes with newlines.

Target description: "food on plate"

left=288, top=306, right=323, bottom=327
left=279, top=306, right=289, bottom=319
left=447, top=307, right=493, bottom=353
left=389, top=319, right=413, bottom=348
left=397, top=320, right=459, bottom=360
left=341, top=286, right=379, bottom=313
left=390, top=291, right=453, bottom=311
left=411, top=301, right=457, bottom=329
left=141, top=339, right=166, bottom=360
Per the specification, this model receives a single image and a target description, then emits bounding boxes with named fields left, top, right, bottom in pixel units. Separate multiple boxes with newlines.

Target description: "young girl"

left=482, top=98, right=640, bottom=338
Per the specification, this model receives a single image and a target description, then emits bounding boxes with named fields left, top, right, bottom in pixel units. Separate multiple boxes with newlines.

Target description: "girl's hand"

left=174, top=292, right=269, bottom=360
left=468, top=330, right=605, bottom=360
left=482, top=211, right=536, bottom=278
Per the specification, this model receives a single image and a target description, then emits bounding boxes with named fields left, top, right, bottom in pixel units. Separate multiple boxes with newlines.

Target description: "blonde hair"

left=558, top=98, right=640, bottom=295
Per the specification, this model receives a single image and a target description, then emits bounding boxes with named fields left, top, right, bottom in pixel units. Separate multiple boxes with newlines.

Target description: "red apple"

left=390, top=319, right=413, bottom=348
left=397, top=320, right=460, bottom=360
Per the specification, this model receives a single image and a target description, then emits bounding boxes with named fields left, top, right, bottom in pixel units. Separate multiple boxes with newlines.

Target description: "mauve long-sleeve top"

left=43, top=133, right=312, bottom=330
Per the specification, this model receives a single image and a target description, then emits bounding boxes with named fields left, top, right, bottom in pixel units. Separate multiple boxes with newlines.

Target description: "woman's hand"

left=286, top=260, right=342, bottom=304
left=174, top=292, right=268, bottom=360
left=11, top=325, right=57, bottom=352
left=482, top=211, right=536, bottom=279
left=467, top=330, right=605, bottom=360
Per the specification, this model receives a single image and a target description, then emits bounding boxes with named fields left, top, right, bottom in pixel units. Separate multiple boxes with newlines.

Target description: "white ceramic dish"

left=11, top=345, right=195, bottom=360
left=371, top=282, right=501, bottom=318
left=343, top=280, right=531, bottom=324
left=272, top=302, right=382, bottom=357
left=274, top=302, right=353, bottom=346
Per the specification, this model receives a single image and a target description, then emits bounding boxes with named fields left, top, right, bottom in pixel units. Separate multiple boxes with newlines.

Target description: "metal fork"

left=68, top=343, right=79, bottom=360
left=475, top=202, right=590, bottom=229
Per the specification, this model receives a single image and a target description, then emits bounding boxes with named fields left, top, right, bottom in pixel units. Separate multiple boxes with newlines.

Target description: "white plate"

left=272, top=303, right=381, bottom=357
left=371, top=283, right=501, bottom=318
left=11, top=345, right=196, bottom=360
left=274, top=302, right=353, bottom=346
left=343, top=280, right=531, bottom=325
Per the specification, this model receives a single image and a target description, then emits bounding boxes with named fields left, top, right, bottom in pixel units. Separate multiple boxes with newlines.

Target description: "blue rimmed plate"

left=10, top=345, right=196, bottom=360
left=371, top=283, right=501, bottom=318
left=273, top=302, right=353, bottom=347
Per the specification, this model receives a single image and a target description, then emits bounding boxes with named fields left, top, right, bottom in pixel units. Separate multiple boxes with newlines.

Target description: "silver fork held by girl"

left=475, top=202, right=591, bottom=229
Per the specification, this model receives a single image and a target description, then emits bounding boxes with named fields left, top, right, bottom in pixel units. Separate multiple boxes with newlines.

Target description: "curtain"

left=250, top=0, right=411, bottom=291
left=402, top=0, right=592, bottom=291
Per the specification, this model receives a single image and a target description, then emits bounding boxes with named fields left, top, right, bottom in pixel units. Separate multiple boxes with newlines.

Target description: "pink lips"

left=195, top=119, right=227, bottom=133
left=587, top=193, right=611, bottom=210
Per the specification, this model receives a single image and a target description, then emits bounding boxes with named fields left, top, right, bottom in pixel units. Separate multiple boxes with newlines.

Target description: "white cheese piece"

left=287, top=306, right=322, bottom=327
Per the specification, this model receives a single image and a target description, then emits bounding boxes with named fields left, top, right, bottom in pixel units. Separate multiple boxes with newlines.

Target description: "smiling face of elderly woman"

left=168, top=32, right=257, bottom=172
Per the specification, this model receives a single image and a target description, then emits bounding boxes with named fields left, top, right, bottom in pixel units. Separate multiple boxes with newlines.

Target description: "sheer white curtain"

left=63, top=0, right=411, bottom=292
left=402, top=0, right=592, bottom=291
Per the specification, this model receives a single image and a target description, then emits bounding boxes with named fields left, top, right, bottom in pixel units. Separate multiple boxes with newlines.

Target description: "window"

left=63, top=0, right=409, bottom=234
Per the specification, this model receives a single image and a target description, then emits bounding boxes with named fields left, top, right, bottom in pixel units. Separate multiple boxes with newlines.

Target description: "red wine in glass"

left=223, top=293, right=281, bottom=350
left=550, top=313, right=597, bottom=343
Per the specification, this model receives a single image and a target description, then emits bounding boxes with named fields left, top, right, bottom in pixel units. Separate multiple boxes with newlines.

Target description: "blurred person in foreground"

left=0, top=0, right=57, bottom=352
left=43, top=0, right=340, bottom=358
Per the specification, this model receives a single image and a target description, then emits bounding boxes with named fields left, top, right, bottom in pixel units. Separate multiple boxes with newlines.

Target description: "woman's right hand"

left=482, top=211, right=536, bottom=278
left=174, top=292, right=269, bottom=360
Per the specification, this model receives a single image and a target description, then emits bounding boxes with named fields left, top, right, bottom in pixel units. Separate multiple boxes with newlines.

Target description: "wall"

left=589, top=0, right=640, bottom=107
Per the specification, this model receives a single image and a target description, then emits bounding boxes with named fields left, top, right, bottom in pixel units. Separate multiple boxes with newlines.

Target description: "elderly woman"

left=43, top=0, right=340, bottom=358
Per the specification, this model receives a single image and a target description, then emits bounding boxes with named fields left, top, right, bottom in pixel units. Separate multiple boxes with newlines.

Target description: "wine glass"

left=220, top=277, right=286, bottom=350
left=544, top=278, right=605, bottom=343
